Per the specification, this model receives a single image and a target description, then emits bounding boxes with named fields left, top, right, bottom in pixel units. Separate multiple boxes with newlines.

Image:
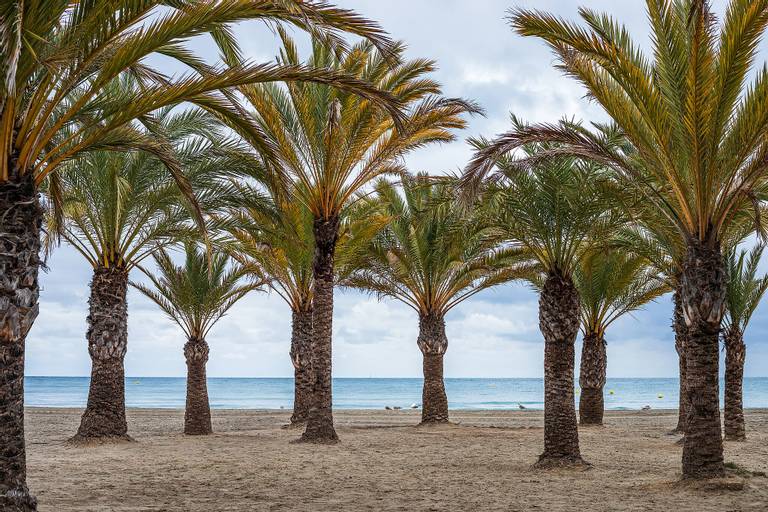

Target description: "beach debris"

left=385, top=406, right=393, bottom=410
left=642, top=405, right=651, bottom=411
left=410, top=403, right=420, bottom=409
left=518, top=403, right=526, bottom=410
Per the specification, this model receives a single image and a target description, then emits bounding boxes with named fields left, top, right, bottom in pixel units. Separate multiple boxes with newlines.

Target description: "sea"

left=24, top=377, right=768, bottom=410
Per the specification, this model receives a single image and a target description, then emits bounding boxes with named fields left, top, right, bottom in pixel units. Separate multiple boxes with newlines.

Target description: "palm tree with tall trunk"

left=469, top=121, right=625, bottom=467
left=345, top=175, right=525, bottom=424
left=48, top=107, right=241, bottom=442
left=227, top=34, right=479, bottom=443
left=468, top=0, right=768, bottom=479
left=223, top=177, right=385, bottom=426
left=722, top=245, right=768, bottom=441
left=574, top=250, right=669, bottom=425
left=133, top=243, right=258, bottom=435
left=0, top=2, right=403, bottom=505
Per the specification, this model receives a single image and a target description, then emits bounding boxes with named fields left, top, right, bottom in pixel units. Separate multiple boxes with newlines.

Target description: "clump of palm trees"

left=2, top=1, right=768, bottom=510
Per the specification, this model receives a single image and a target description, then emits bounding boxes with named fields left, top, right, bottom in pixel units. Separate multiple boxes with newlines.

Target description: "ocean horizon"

left=24, top=376, right=768, bottom=411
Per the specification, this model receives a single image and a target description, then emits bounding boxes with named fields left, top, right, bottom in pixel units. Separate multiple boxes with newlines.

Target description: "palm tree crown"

left=724, top=245, right=768, bottom=334
left=45, top=107, right=243, bottom=270
left=346, top=174, right=518, bottom=316
left=133, top=243, right=259, bottom=341
left=575, top=251, right=669, bottom=338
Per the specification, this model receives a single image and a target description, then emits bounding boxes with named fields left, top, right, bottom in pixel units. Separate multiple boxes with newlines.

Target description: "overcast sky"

left=27, top=0, right=768, bottom=378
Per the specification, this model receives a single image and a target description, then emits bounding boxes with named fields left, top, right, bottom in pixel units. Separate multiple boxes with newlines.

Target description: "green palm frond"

left=230, top=33, right=479, bottom=221
left=471, top=120, right=629, bottom=278
left=43, top=106, right=249, bottom=271
left=575, top=249, right=671, bottom=336
left=1, top=1, right=403, bottom=187
left=344, top=174, right=530, bottom=315
left=466, top=1, right=768, bottom=248
left=132, top=242, right=260, bottom=339
left=724, top=243, right=768, bottom=332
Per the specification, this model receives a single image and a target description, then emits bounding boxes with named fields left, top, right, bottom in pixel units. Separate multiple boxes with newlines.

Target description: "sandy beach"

left=25, top=408, right=768, bottom=511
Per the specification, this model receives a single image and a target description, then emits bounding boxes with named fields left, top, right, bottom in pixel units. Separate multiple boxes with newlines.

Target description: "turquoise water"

left=25, top=377, right=768, bottom=410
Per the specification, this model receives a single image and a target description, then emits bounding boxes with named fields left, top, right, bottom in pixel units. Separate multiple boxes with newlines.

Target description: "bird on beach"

left=518, top=404, right=526, bottom=410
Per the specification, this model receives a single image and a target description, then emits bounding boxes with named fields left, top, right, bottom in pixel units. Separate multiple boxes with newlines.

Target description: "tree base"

left=293, top=432, right=340, bottom=445
left=724, top=434, right=746, bottom=442
left=0, top=487, right=37, bottom=512
left=533, top=455, right=591, bottom=470
left=281, top=421, right=306, bottom=430
left=67, top=433, right=134, bottom=446
left=184, top=428, right=212, bottom=436
left=418, top=418, right=451, bottom=427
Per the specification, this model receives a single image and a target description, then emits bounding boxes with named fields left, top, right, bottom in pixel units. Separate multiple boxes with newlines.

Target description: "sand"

left=24, top=408, right=768, bottom=511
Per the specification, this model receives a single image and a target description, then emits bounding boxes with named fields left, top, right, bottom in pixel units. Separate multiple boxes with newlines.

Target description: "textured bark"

left=536, top=272, right=584, bottom=467
left=0, top=171, right=40, bottom=511
left=579, top=332, right=606, bottom=425
left=418, top=313, right=449, bottom=424
left=679, top=240, right=725, bottom=479
left=300, top=216, right=339, bottom=443
left=74, top=266, right=130, bottom=441
left=289, top=306, right=313, bottom=425
left=723, top=327, right=746, bottom=441
left=184, top=338, right=212, bottom=435
left=672, top=289, right=689, bottom=434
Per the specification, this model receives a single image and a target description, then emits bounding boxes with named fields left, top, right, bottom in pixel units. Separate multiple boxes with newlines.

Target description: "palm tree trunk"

left=672, top=289, right=689, bottom=434
left=0, top=171, right=40, bottom=511
left=300, top=216, right=339, bottom=443
left=417, top=312, right=449, bottom=424
left=724, top=326, right=746, bottom=441
left=679, top=240, right=725, bottom=479
left=578, top=332, right=606, bottom=425
left=536, top=271, right=584, bottom=467
left=74, top=266, right=130, bottom=441
left=184, top=338, right=212, bottom=435
left=290, top=306, right=313, bottom=425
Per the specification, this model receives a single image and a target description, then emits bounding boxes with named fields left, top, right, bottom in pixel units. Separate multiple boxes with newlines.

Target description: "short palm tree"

left=133, top=243, right=258, bottom=435
left=470, top=120, right=625, bottom=467
left=47, top=107, right=241, bottom=442
left=467, top=0, right=768, bottom=479
left=229, top=34, right=478, bottom=443
left=722, top=245, right=768, bottom=441
left=574, top=250, right=669, bottom=425
left=0, top=3, right=401, bottom=505
left=346, top=175, right=522, bottom=424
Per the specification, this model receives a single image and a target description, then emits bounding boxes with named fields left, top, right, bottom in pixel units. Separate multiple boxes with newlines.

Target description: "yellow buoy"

left=657, top=394, right=664, bottom=399
left=608, top=390, right=615, bottom=395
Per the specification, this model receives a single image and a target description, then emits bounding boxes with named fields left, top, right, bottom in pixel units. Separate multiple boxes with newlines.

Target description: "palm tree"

left=47, top=107, right=242, bottom=442
left=133, top=243, right=257, bottom=435
left=574, top=250, right=669, bottom=425
left=224, top=182, right=315, bottom=425
left=470, top=121, right=625, bottom=467
left=345, top=175, right=521, bottom=424
left=0, top=2, right=402, bottom=505
left=722, top=245, right=768, bottom=441
left=229, top=34, right=479, bottom=443
left=467, top=0, right=768, bottom=479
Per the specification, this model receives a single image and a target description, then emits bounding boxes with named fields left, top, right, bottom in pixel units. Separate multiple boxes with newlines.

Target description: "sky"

left=26, top=0, right=768, bottom=379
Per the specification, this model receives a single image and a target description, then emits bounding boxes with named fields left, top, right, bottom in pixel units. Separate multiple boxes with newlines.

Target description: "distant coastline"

left=25, top=376, right=768, bottom=411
